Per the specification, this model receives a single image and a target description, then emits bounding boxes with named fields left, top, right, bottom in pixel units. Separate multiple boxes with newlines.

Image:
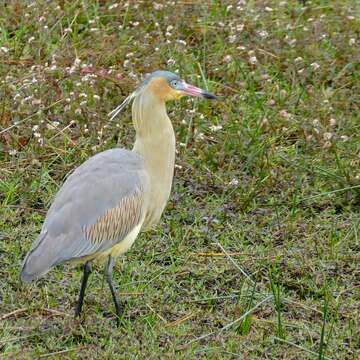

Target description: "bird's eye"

left=170, top=80, right=180, bottom=88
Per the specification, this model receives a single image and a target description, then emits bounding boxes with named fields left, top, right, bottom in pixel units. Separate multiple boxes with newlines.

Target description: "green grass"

left=1, top=0, right=359, bottom=358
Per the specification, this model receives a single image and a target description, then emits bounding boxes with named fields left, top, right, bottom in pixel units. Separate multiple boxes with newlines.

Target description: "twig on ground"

left=0, top=308, right=28, bottom=320
left=38, top=346, right=86, bottom=358
left=191, top=252, right=254, bottom=257
left=146, top=303, right=166, bottom=323
left=165, top=312, right=196, bottom=328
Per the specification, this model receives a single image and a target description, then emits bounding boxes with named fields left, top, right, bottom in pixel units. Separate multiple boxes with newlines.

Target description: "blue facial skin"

left=142, top=70, right=181, bottom=87
left=141, top=70, right=217, bottom=100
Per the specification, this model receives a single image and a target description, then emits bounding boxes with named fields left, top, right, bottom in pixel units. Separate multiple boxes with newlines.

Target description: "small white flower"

left=340, top=135, right=349, bottom=141
left=108, top=3, right=119, bottom=10
left=249, top=56, right=257, bottom=64
left=153, top=3, right=164, bottom=10
left=93, top=94, right=100, bottom=100
left=329, top=118, right=336, bottom=126
left=90, top=28, right=99, bottom=32
left=310, top=62, right=320, bottom=70
left=229, top=35, right=237, bottom=43
left=223, top=55, right=232, bottom=63
left=0, top=46, right=9, bottom=53
left=236, top=24, right=244, bottom=32
left=349, top=38, right=356, bottom=46
left=312, top=119, right=320, bottom=126
left=323, top=132, right=333, bottom=140
left=258, top=30, right=268, bottom=38
left=209, top=124, right=223, bottom=132
left=195, top=132, right=205, bottom=141
left=8, top=149, right=17, bottom=156
left=229, top=178, right=239, bottom=186
left=294, top=57, right=303, bottom=63
left=167, top=58, right=176, bottom=66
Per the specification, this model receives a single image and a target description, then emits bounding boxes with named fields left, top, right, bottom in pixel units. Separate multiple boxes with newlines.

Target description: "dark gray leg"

left=105, top=256, right=122, bottom=325
left=74, top=261, right=92, bottom=318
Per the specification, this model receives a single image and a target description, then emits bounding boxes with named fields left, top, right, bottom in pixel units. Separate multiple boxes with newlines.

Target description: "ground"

left=0, top=0, right=359, bottom=359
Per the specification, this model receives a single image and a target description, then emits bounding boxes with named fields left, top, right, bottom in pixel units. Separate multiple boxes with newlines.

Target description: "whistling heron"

left=20, top=70, right=216, bottom=323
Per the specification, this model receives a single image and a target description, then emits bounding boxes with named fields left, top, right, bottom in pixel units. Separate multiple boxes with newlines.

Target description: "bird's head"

left=109, top=70, right=216, bottom=121
left=141, top=70, right=217, bottom=102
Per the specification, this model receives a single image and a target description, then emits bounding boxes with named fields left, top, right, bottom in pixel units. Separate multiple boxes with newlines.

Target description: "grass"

left=0, top=0, right=359, bottom=358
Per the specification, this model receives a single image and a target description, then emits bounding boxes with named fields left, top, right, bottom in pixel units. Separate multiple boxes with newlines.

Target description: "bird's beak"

left=180, top=82, right=217, bottom=100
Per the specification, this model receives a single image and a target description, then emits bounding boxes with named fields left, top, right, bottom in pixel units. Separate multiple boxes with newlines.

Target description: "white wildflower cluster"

left=108, top=3, right=119, bottom=10
left=257, top=30, right=268, bottom=38
left=229, top=178, right=239, bottom=186
left=278, top=109, right=293, bottom=120
left=194, top=129, right=205, bottom=141
left=67, top=58, right=82, bottom=75
left=0, top=46, right=9, bottom=54
left=32, top=124, right=44, bottom=146
left=176, top=39, right=187, bottom=46
left=223, top=55, right=232, bottom=63
left=310, top=62, right=320, bottom=71
left=209, top=124, right=223, bottom=132
left=153, top=3, right=164, bottom=10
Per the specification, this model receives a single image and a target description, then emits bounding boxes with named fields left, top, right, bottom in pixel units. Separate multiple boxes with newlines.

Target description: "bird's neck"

left=132, top=92, right=176, bottom=228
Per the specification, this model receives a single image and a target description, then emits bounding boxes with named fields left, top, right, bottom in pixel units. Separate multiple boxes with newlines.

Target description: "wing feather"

left=21, top=149, right=149, bottom=282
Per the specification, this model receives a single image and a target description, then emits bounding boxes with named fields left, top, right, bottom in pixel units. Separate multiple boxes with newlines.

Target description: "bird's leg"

left=74, top=261, right=92, bottom=318
left=105, top=256, right=122, bottom=325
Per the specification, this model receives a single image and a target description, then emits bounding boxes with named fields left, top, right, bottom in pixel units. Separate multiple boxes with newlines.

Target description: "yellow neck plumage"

left=132, top=91, right=176, bottom=228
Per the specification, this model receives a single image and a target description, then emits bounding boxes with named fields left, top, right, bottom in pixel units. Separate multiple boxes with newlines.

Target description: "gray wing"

left=21, top=149, right=149, bottom=282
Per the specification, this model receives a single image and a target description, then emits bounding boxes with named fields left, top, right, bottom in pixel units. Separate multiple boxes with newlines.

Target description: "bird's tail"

left=20, top=231, right=58, bottom=283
